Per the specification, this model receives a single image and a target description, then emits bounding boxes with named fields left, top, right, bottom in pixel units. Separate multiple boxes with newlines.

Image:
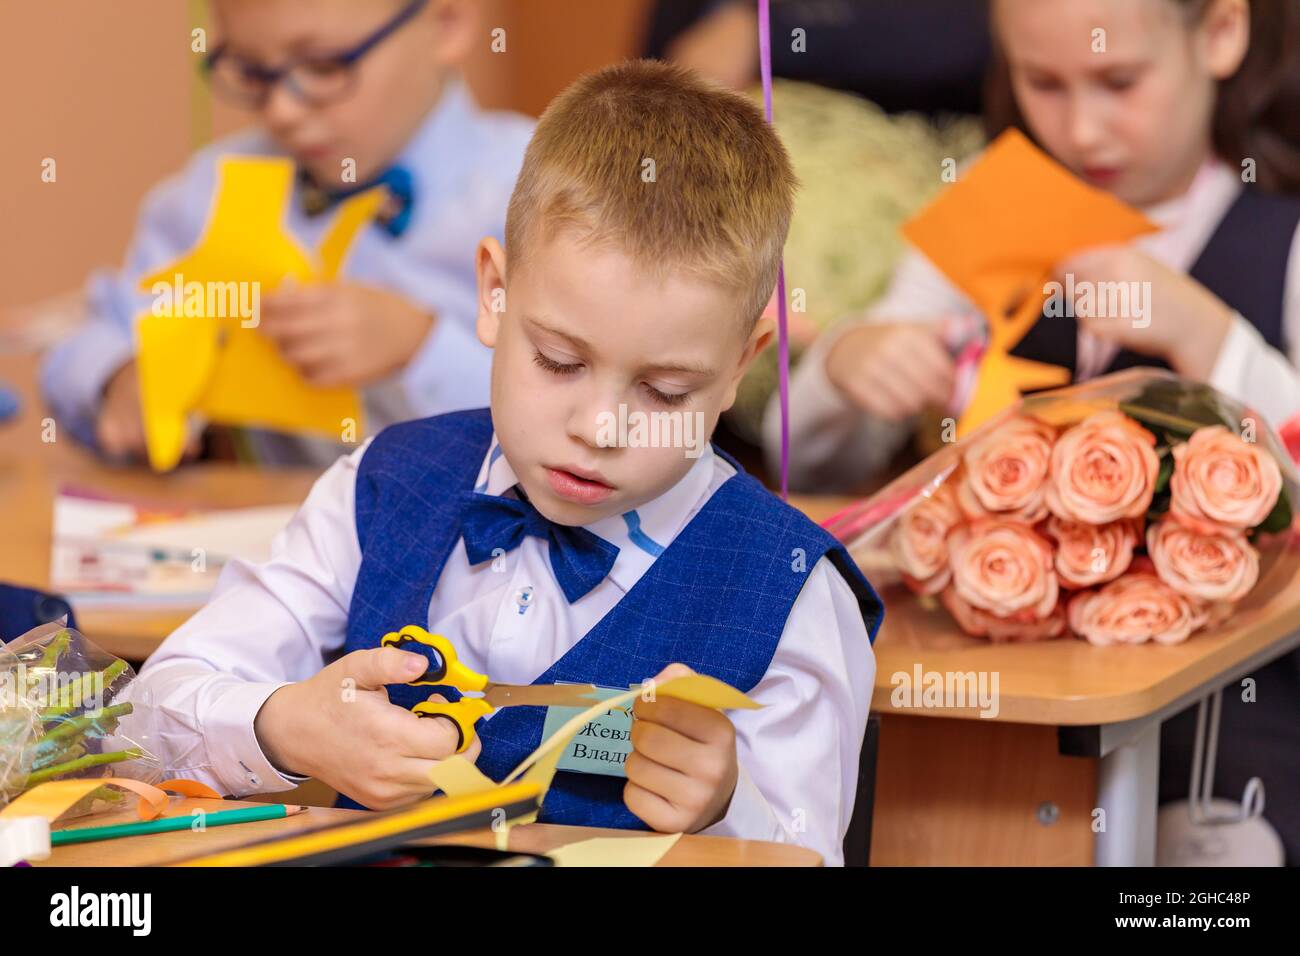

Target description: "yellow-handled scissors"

left=380, top=625, right=600, bottom=754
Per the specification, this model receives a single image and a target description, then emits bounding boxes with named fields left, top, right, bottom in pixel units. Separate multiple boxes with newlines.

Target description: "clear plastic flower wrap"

left=825, top=370, right=1300, bottom=646
left=0, top=621, right=161, bottom=817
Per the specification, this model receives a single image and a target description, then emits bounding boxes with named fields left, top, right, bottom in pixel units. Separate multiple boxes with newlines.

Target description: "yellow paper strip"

left=424, top=675, right=756, bottom=855
left=423, top=674, right=760, bottom=826
left=175, top=781, right=542, bottom=867
left=548, top=832, right=682, bottom=867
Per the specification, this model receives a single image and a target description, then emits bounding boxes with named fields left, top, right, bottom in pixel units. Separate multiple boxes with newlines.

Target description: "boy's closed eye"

left=531, top=348, right=696, bottom=407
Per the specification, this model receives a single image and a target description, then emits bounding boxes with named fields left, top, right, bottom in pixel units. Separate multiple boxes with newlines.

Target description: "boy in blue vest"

left=133, top=60, right=882, bottom=864
left=42, top=0, right=532, bottom=466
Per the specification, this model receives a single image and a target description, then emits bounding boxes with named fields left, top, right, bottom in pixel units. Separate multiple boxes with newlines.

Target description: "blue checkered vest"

left=341, top=408, right=882, bottom=827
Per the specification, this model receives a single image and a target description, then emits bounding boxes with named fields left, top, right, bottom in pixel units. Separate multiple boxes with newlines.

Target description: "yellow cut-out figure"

left=135, top=157, right=384, bottom=471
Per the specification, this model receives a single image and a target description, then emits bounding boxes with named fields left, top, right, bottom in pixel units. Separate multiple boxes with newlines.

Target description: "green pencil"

left=52, top=804, right=307, bottom=846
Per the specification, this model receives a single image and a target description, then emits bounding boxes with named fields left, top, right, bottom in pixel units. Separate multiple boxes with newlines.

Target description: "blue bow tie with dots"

left=299, top=165, right=414, bottom=238
left=459, top=490, right=620, bottom=603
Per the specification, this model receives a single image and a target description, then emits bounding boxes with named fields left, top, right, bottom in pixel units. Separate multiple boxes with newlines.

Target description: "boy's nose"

left=259, top=83, right=309, bottom=138
left=566, top=392, right=616, bottom=452
left=1064, top=91, right=1107, bottom=154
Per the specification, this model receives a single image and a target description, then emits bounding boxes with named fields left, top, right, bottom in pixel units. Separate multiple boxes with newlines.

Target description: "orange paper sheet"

left=0, top=778, right=169, bottom=823
left=901, top=129, right=1157, bottom=433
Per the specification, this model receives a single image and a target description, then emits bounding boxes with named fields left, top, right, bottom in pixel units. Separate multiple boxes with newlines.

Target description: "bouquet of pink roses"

left=827, top=370, right=1298, bottom=646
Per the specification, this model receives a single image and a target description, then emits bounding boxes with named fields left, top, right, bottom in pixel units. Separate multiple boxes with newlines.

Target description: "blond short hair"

left=505, top=59, right=797, bottom=326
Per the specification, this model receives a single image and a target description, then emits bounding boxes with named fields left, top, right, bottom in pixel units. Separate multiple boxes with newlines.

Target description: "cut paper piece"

left=505, top=675, right=758, bottom=795
left=135, top=156, right=385, bottom=470
left=901, top=129, right=1157, bottom=435
left=156, top=779, right=222, bottom=800
left=0, top=778, right=169, bottom=824
left=548, top=832, right=682, bottom=867
left=425, top=674, right=760, bottom=827
left=427, top=757, right=496, bottom=799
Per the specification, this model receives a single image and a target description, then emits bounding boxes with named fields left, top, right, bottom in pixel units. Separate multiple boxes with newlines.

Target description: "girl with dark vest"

left=126, top=61, right=883, bottom=866
left=781, top=0, right=1300, bottom=863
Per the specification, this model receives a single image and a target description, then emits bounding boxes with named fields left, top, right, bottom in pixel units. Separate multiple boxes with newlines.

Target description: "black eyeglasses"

left=202, top=0, right=428, bottom=108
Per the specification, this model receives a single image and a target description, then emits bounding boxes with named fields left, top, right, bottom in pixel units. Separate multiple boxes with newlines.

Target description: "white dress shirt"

left=129, top=435, right=877, bottom=865
left=768, top=158, right=1300, bottom=491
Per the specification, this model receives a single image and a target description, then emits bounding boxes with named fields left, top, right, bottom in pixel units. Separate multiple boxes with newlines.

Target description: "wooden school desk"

left=0, top=352, right=320, bottom=661
left=33, top=797, right=822, bottom=867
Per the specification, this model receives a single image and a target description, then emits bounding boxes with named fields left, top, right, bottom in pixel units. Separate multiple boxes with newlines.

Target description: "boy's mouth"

left=1081, top=164, right=1122, bottom=186
left=544, top=465, right=615, bottom=505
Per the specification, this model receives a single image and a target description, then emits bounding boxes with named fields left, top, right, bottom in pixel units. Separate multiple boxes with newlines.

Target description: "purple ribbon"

left=758, top=0, right=790, bottom=501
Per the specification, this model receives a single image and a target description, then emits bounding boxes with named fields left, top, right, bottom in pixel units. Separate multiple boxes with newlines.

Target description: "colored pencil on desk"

left=51, top=804, right=307, bottom=846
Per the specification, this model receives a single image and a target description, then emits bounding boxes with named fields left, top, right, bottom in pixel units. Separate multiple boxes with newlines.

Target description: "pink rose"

left=942, top=587, right=1067, bottom=642
left=1146, top=518, right=1259, bottom=603
left=1044, top=516, right=1139, bottom=588
left=1170, top=426, right=1283, bottom=534
left=1046, top=411, right=1159, bottom=524
left=892, top=484, right=962, bottom=595
left=948, top=520, right=1058, bottom=619
left=957, top=416, right=1056, bottom=523
left=1067, top=573, right=1209, bottom=646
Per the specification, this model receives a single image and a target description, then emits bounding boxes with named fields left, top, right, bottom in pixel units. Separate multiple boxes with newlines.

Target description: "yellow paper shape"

left=548, top=832, right=682, bottom=867
left=426, top=674, right=761, bottom=832
left=135, top=157, right=385, bottom=470
left=901, top=129, right=1158, bottom=435
left=136, top=313, right=220, bottom=471
left=426, top=756, right=497, bottom=798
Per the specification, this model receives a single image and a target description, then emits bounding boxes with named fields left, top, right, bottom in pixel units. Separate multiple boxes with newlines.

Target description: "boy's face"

left=994, top=0, right=1247, bottom=207
left=210, top=0, right=474, bottom=185
left=475, top=233, right=773, bottom=527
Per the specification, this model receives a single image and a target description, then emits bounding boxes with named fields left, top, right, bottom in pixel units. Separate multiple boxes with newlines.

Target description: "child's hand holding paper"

left=134, top=156, right=385, bottom=471
left=826, top=321, right=957, bottom=422
left=1053, top=245, right=1236, bottom=381
left=259, top=281, right=435, bottom=388
left=254, top=646, right=481, bottom=811
left=625, top=663, right=741, bottom=834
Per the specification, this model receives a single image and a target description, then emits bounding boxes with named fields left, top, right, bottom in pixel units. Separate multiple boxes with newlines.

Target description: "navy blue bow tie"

left=299, top=165, right=414, bottom=238
left=459, top=490, right=620, bottom=603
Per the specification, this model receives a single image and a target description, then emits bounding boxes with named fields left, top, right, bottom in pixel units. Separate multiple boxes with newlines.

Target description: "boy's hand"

left=260, top=282, right=435, bottom=388
left=96, top=359, right=200, bottom=464
left=825, top=321, right=956, bottom=421
left=625, top=664, right=738, bottom=833
left=1053, top=247, right=1234, bottom=380
left=253, top=646, right=481, bottom=810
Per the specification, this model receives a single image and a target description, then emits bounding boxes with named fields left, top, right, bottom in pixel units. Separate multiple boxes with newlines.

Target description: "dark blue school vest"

left=339, top=408, right=883, bottom=827
left=1011, top=187, right=1300, bottom=377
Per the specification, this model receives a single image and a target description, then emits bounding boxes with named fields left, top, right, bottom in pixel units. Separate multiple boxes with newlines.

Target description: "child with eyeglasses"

left=42, top=0, right=533, bottom=466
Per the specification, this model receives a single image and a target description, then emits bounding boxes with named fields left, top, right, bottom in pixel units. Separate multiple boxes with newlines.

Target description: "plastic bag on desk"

left=0, top=622, right=162, bottom=817
left=823, top=369, right=1299, bottom=645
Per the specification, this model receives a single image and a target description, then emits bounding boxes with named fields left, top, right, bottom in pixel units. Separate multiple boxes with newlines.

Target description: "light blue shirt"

left=41, top=80, right=534, bottom=465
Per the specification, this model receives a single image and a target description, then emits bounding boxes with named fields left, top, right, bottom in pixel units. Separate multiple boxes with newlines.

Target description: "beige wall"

left=0, top=0, right=650, bottom=313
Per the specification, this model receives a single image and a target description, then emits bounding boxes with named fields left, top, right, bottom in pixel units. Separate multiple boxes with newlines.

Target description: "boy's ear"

left=1201, top=0, right=1249, bottom=79
left=475, top=237, right=507, bottom=348
left=427, top=0, right=479, bottom=67
left=719, top=313, right=775, bottom=413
